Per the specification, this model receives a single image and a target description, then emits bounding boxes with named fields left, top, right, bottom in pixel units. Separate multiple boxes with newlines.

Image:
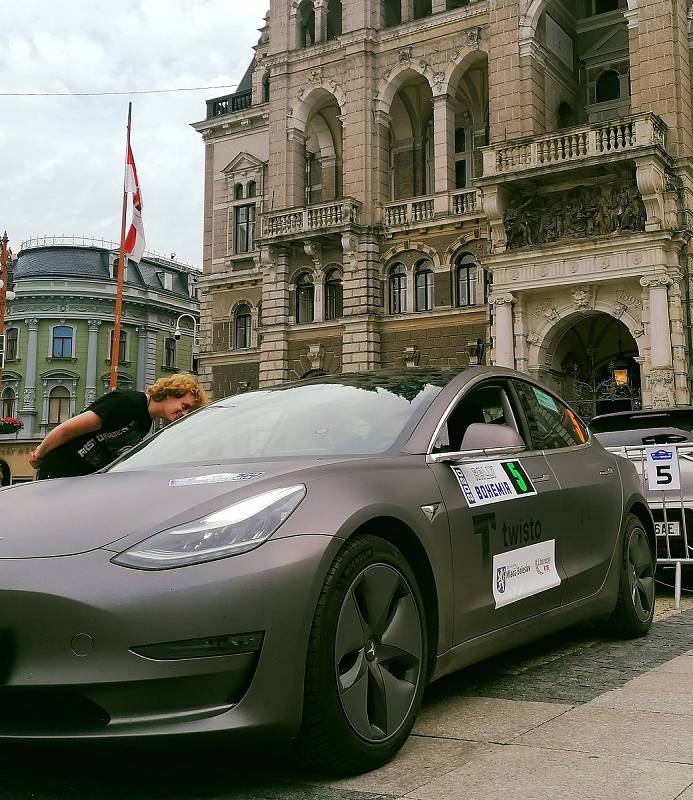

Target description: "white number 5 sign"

left=646, top=446, right=681, bottom=492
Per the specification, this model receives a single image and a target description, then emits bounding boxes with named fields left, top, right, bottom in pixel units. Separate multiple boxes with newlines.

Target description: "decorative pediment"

left=222, top=152, right=266, bottom=176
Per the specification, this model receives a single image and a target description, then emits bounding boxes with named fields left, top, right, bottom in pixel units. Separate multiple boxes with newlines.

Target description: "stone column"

left=433, top=94, right=455, bottom=200
left=668, top=273, right=689, bottom=405
left=286, top=129, right=307, bottom=208
left=85, top=319, right=101, bottom=407
left=259, top=247, right=290, bottom=387
left=490, top=293, right=515, bottom=368
left=314, top=0, right=328, bottom=43
left=432, top=0, right=446, bottom=11
left=401, top=0, right=414, bottom=23
left=640, top=275, right=673, bottom=367
left=373, top=110, right=391, bottom=212
left=136, top=327, right=147, bottom=391
left=20, top=318, right=39, bottom=435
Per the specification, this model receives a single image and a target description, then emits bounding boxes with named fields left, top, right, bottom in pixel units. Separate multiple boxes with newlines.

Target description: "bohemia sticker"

left=493, top=539, right=561, bottom=609
left=451, top=460, right=537, bottom=508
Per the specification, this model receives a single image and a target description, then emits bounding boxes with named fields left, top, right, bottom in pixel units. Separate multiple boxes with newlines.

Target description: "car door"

left=427, top=378, right=565, bottom=645
left=511, top=380, right=623, bottom=604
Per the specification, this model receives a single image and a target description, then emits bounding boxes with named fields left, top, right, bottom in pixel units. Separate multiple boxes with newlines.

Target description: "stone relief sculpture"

left=503, top=179, right=646, bottom=250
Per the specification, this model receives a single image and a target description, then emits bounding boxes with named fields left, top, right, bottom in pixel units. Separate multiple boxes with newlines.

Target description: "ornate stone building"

left=194, top=0, right=693, bottom=419
left=0, top=238, right=199, bottom=483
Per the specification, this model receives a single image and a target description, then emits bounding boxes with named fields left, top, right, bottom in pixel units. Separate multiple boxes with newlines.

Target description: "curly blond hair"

left=147, top=373, right=208, bottom=408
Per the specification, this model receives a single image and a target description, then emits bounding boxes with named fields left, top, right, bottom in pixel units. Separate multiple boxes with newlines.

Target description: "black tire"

left=299, top=535, right=428, bottom=774
left=605, top=514, right=656, bottom=638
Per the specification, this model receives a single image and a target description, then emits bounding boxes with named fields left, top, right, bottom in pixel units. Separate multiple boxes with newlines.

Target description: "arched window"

left=52, top=326, right=74, bottom=359
left=234, top=183, right=244, bottom=200
left=48, top=386, right=71, bottom=425
left=262, top=73, right=271, bottom=103
left=247, top=180, right=257, bottom=198
left=5, top=327, right=18, bottom=361
left=414, top=0, right=432, bottom=18
left=415, top=260, right=434, bottom=312
left=388, top=263, right=407, bottom=314
left=164, top=337, right=176, bottom=369
left=296, top=273, right=315, bottom=324
left=1, top=388, right=16, bottom=419
left=235, top=304, right=252, bottom=349
left=383, top=0, right=401, bottom=27
left=596, top=70, right=621, bottom=103
left=324, top=269, right=343, bottom=320
left=298, top=0, right=316, bottom=48
left=327, top=0, right=343, bottom=39
left=109, top=328, right=127, bottom=363
left=455, top=253, right=478, bottom=307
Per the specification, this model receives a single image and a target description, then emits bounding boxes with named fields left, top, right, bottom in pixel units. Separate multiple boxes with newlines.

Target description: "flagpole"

left=109, top=102, right=132, bottom=391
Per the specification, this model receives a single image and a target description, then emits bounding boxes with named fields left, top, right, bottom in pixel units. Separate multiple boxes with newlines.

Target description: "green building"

left=0, top=237, right=200, bottom=483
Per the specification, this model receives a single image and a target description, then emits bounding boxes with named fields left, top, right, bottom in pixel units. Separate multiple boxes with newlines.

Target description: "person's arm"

left=29, top=411, right=103, bottom=469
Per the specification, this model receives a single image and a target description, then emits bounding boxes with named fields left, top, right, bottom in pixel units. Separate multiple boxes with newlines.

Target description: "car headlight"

left=112, top=485, right=306, bottom=570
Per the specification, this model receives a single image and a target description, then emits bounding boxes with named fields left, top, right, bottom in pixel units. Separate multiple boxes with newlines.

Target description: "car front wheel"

left=605, top=513, right=656, bottom=638
left=299, top=534, right=428, bottom=774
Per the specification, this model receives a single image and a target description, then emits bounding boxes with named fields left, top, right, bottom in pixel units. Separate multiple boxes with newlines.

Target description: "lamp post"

left=173, top=313, right=200, bottom=372
left=0, top=232, right=16, bottom=392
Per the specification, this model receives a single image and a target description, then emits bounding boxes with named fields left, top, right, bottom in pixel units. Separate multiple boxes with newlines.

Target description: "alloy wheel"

left=627, top=525, right=655, bottom=623
left=334, top=563, right=423, bottom=742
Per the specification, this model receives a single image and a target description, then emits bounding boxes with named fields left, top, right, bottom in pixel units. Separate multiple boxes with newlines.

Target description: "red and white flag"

left=124, top=142, right=145, bottom=263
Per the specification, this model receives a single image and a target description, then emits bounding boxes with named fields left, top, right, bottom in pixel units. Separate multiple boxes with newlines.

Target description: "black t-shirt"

left=40, top=389, right=153, bottom=478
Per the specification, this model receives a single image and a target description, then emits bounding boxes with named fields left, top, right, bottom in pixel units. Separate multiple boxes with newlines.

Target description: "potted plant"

left=0, top=416, right=23, bottom=435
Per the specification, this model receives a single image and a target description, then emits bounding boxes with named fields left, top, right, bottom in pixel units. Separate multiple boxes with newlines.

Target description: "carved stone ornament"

left=398, top=46, right=413, bottom=64
left=650, top=368, right=675, bottom=409
left=572, top=288, right=591, bottom=309
left=307, top=344, right=324, bottom=372
left=462, top=27, right=481, bottom=50
left=612, top=302, right=628, bottom=320
left=85, top=388, right=97, bottom=407
left=403, top=345, right=420, bottom=368
left=640, top=275, right=673, bottom=289
left=526, top=332, right=541, bottom=346
left=304, top=241, right=322, bottom=269
left=309, top=67, right=324, bottom=85
left=489, top=293, right=515, bottom=307
left=503, top=178, right=646, bottom=250
left=23, top=388, right=36, bottom=409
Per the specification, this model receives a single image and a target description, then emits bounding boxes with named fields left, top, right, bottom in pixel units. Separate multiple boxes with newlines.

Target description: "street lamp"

left=174, top=313, right=200, bottom=372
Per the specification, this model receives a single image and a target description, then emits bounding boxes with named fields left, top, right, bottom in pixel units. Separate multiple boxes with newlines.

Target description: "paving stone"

left=516, top=706, right=693, bottom=764
left=412, top=696, right=572, bottom=743
left=589, top=687, right=693, bottom=716
left=404, top=746, right=693, bottom=800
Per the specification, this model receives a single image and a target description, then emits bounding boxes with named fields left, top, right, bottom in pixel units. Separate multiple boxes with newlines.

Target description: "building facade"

left=0, top=238, right=200, bottom=483
left=194, top=0, right=693, bottom=422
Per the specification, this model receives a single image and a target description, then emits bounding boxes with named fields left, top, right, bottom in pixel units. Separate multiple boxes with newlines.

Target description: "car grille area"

left=0, top=688, right=110, bottom=733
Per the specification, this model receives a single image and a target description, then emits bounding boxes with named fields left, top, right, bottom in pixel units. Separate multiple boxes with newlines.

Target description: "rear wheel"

left=299, top=535, right=428, bottom=774
left=605, top=514, right=655, bottom=638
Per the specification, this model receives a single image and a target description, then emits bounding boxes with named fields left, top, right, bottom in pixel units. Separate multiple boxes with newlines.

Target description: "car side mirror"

left=460, top=423, right=525, bottom=452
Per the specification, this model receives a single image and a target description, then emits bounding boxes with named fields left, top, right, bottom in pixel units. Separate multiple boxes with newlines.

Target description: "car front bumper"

left=0, top=534, right=340, bottom=741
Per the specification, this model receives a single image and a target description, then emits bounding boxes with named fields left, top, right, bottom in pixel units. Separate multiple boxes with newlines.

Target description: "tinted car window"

left=111, top=374, right=449, bottom=469
left=513, top=381, right=586, bottom=450
left=590, top=411, right=693, bottom=446
left=432, top=384, right=511, bottom=452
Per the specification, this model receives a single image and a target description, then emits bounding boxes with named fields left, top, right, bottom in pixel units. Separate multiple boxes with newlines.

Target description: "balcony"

left=206, top=90, right=252, bottom=120
left=383, top=189, right=481, bottom=230
left=480, top=113, right=667, bottom=180
left=261, top=199, right=361, bottom=240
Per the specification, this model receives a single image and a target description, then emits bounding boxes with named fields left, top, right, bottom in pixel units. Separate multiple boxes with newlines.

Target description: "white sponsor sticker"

left=451, top=459, right=537, bottom=507
left=646, top=446, right=681, bottom=492
left=493, top=539, right=561, bottom=609
left=169, top=472, right=265, bottom=487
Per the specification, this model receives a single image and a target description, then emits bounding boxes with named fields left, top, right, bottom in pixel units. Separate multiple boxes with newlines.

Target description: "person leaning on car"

left=29, top=373, right=208, bottom=480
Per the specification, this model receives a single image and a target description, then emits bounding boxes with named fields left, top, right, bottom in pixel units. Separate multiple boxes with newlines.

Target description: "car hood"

left=0, top=459, right=347, bottom=558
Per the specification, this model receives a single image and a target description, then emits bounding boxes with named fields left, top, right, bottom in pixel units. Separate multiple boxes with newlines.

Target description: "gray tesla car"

left=0, top=367, right=655, bottom=773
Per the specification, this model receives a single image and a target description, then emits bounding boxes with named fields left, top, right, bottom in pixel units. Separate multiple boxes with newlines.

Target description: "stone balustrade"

left=383, top=189, right=480, bottom=228
left=482, top=113, right=667, bottom=177
left=262, top=199, right=361, bottom=239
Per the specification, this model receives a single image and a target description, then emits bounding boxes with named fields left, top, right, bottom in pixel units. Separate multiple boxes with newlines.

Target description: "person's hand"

left=29, top=449, right=42, bottom=470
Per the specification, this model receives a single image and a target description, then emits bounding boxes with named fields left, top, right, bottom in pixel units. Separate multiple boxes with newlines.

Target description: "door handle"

left=600, top=468, right=614, bottom=476
left=532, top=474, right=549, bottom=482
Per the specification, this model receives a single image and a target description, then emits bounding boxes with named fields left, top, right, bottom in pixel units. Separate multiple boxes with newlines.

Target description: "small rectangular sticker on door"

left=493, top=539, right=561, bottom=608
left=451, top=459, right=537, bottom=507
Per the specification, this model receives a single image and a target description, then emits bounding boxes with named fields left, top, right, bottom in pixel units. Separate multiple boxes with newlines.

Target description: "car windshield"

left=109, top=370, right=455, bottom=470
left=590, top=411, right=693, bottom=447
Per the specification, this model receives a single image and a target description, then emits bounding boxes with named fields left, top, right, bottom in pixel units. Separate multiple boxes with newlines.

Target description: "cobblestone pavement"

left=1, top=587, right=693, bottom=800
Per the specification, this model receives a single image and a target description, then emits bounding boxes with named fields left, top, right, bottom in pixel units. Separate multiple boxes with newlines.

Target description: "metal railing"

left=609, top=442, right=693, bottom=609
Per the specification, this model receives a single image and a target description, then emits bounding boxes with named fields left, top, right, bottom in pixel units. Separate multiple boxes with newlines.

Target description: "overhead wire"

left=0, top=84, right=238, bottom=97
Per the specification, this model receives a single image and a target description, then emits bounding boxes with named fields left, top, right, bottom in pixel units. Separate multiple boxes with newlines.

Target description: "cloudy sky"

left=2, top=1, right=270, bottom=268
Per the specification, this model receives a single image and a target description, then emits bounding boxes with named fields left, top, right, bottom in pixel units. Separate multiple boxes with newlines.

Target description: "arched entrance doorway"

left=547, top=312, right=641, bottom=421
left=0, top=460, right=10, bottom=487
